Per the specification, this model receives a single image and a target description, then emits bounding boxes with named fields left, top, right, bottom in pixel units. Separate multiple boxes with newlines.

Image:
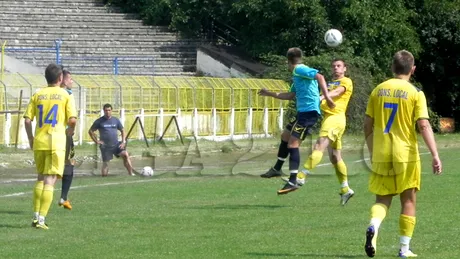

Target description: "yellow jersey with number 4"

left=24, top=86, right=77, bottom=151
left=366, top=78, right=429, bottom=162
left=321, top=77, right=353, bottom=116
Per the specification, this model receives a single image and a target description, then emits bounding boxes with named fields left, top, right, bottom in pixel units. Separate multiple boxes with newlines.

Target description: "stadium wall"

left=0, top=74, right=289, bottom=148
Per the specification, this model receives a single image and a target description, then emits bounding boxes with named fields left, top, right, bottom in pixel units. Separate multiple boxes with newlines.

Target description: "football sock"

left=399, top=214, right=416, bottom=253
left=33, top=181, right=44, bottom=213
left=288, top=148, right=300, bottom=183
left=39, top=184, right=54, bottom=217
left=61, top=165, right=74, bottom=201
left=273, top=140, right=289, bottom=171
left=334, top=160, right=349, bottom=193
left=304, top=150, right=323, bottom=170
left=370, top=203, right=388, bottom=230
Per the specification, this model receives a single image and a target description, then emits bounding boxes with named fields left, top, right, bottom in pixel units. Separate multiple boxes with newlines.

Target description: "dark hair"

left=44, top=63, right=63, bottom=84
left=286, top=47, right=302, bottom=64
left=63, top=69, right=71, bottom=77
left=332, top=58, right=346, bottom=67
left=392, top=50, right=414, bottom=75
left=103, top=103, right=113, bottom=110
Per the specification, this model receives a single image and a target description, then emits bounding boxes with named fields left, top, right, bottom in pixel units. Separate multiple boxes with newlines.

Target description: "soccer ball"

left=324, top=29, right=343, bottom=47
left=141, top=166, right=154, bottom=177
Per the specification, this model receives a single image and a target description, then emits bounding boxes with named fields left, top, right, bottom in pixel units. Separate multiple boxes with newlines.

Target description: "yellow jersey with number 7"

left=365, top=78, right=429, bottom=162
left=23, top=86, right=77, bottom=151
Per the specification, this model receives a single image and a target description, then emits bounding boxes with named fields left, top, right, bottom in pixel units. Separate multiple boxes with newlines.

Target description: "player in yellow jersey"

left=282, top=59, right=355, bottom=204
left=24, top=64, right=78, bottom=229
left=363, top=50, right=442, bottom=258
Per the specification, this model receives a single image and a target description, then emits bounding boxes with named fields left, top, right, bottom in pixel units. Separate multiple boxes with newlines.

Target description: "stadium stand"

left=0, top=0, right=198, bottom=75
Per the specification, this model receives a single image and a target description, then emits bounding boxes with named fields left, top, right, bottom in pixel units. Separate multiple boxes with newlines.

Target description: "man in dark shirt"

left=88, top=103, right=134, bottom=176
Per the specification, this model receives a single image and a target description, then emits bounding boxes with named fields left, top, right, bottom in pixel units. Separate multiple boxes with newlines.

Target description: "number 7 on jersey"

left=383, top=102, right=398, bottom=133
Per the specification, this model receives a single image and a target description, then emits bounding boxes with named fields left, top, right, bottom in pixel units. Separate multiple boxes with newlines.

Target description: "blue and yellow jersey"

left=321, top=77, right=353, bottom=116
left=24, top=86, right=77, bottom=151
left=366, top=78, right=429, bottom=162
left=291, top=64, right=320, bottom=114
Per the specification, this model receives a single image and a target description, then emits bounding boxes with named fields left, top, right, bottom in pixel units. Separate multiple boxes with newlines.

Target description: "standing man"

left=288, top=59, right=355, bottom=205
left=259, top=47, right=335, bottom=195
left=363, top=50, right=442, bottom=258
left=59, top=69, right=75, bottom=210
left=88, top=103, right=134, bottom=176
left=24, top=63, right=77, bottom=229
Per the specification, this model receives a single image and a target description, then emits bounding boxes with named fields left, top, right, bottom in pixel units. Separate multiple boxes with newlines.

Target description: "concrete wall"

left=196, top=49, right=249, bottom=78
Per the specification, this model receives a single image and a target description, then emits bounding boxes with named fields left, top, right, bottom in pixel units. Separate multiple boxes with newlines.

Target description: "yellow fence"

left=0, top=74, right=289, bottom=146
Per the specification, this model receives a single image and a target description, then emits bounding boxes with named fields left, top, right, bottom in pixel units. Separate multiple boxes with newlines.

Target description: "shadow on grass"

left=0, top=210, right=25, bottom=215
left=186, top=204, right=289, bottom=210
left=0, top=224, right=25, bottom=229
left=246, top=252, right=362, bottom=258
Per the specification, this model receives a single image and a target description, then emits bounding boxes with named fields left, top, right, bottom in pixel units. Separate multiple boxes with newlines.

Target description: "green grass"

left=1, top=135, right=459, bottom=258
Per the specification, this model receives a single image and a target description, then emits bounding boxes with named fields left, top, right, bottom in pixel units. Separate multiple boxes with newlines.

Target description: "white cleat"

left=340, top=188, right=355, bottom=206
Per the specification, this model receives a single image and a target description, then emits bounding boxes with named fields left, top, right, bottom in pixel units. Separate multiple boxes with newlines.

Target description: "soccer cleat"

left=277, top=181, right=299, bottom=195
left=31, top=219, right=38, bottom=227
left=281, top=176, right=305, bottom=186
left=260, top=168, right=283, bottom=178
left=36, top=223, right=49, bottom=230
left=59, top=200, right=72, bottom=210
left=281, top=170, right=308, bottom=186
left=365, top=225, right=377, bottom=257
left=399, top=250, right=418, bottom=258
left=340, top=188, right=355, bottom=206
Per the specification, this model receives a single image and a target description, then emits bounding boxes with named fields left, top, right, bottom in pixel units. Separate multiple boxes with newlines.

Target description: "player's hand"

left=66, top=127, right=75, bottom=136
left=28, top=136, right=34, bottom=149
left=326, top=98, right=336, bottom=109
left=119, top=142, right=126, bottom=149
left=432, top=156, right=442, bottom=175
left=97, top=140, right=104, bottom=145
left=258, top=88, right=271, bottom=97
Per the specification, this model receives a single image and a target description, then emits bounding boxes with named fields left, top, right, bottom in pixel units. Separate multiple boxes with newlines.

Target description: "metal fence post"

left=54, top=39, right=62, bottom=64
left=113, top=57, right=119, bottom=75
left=1, top=41, right=7, bottom=81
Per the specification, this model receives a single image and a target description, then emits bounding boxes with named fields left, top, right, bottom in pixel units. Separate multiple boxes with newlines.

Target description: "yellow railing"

left=0, top=74, right=289, bottom=145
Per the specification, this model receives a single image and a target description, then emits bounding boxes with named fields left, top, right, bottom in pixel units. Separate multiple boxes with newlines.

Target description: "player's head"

left=61, top=69, right=73, bottom=90
left=286, top=47, right=302, bottom=72
left=45, top=63, right=63, bottom=86
left=103, top=103, right=113, bottom=118
left=392, top=50, right=415, bottom=76
left=331, top=58, right=346, bottom=79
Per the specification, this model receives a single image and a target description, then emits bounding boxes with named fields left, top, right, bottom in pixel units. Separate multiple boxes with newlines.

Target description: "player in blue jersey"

left=259, top=47, right=335, bottom=194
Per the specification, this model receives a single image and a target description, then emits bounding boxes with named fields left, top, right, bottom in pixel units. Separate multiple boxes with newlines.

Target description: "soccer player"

left=88, top=103, right=134, bottom=177
left=24, top=64, right=77, bottom=229
left=59, top=69, right=75, bottom=210
left=259, top=47, right=335, bottom=194
left=291, top=59, right=355, bottom=205
left=363, top=50, right=442, bottom=258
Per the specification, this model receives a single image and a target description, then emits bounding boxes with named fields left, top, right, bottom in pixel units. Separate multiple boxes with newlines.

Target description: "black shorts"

left=65, top=135, right=75, bottom=161
left=100, top=142, right=125, bottom=162
left=285, top=111, right=319, bottom=140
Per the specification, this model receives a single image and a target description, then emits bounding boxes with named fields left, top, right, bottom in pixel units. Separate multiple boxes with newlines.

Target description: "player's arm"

left=415, top=91, right=442, bottom=174
left=88, top=121, right=102, bottom=145
left=364, top=115, right=374, bottom=157
left=258, top=88, right=295, bottom=100
left=118, top=119, right=127, bottom=148
left=23, top=97, right=36, bottom=149
left=65, top=95, right=78, bottom=136
left=315, top=73, right=335, bottom=108
left=320, top=86, right=346, bottom=101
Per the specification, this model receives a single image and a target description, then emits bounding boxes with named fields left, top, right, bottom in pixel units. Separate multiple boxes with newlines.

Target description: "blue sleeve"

left=90, top=118, right=100, bottom=131
left=294, top=66, right=318, bottom=79
left=117, top=119, right=123, bottom=130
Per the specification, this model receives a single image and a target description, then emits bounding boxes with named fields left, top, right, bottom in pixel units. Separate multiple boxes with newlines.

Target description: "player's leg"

left=100, top=146, right=112, bottom=177
left=261, top=129, right=291, bottom=178
left=365, top=195, right=392, bottom=257
left=296, top=136, right=330, bottom=185
left=119, top=150, right=135, bottom=176
left=32, top=151, right=45, bottom=227
left=277, top=134, right=302, bottom=195
left=59, top=164, right=74, bottom=210
left=397, top=161, right=421, bottom=257
left=328, top=146, right=354, bottom=205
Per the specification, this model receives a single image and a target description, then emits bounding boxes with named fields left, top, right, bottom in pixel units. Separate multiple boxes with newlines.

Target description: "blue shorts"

left=285, top=111, right=319, bottom=140
left=100, top=142, right=125, bottom=162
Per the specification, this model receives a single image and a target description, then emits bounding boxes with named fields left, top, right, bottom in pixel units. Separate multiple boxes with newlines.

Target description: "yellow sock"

left=303, top=150, right=323, bottom=170
left=399, top=214, right=416, bottom=237
left=33, top=181, right=44, bottom=213
left=370, top=203, right=388, bottom=228
left=39, top=184, right=54, bottom=217
left=334, top=160, right=349, bottom=193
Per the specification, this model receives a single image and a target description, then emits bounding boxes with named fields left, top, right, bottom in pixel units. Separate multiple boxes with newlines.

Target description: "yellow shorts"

left=34, top=150, right=65, bottom=178
left=319, top=114, right=346, bottom=150
left=369, top=161, right=421, bottom=196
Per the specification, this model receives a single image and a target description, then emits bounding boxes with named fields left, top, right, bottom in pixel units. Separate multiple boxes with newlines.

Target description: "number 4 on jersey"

left=384, top=102, right=398, bottom=133
left=37, top=104, right=59, bottom=128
